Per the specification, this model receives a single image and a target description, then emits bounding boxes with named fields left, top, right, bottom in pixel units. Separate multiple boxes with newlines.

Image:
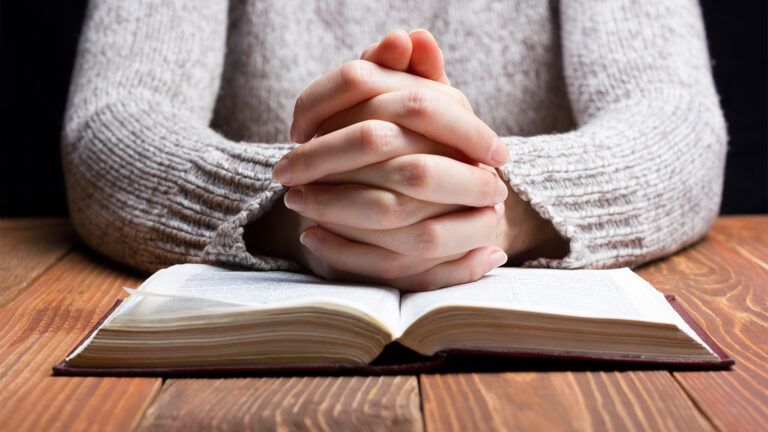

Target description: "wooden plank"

left=420, top=371, right=713, bottom=431
left=419, top=222, right=768, bottom=431
left=137, top=376, right=423, bottom=432
left=0, top=218, right=76, bottom=307
left=637, top=233, right=768, bottom=431
left=708, top=215, right=768, bottom=269
left=0, top=250, right=161, bottom=432
left=710, top=215, right=768, bottom=242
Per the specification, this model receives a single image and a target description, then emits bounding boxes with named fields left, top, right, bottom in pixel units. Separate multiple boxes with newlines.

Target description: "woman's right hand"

left=267, top=31, right=515, bottom=291
left=280, top=119, right=511, bottom=291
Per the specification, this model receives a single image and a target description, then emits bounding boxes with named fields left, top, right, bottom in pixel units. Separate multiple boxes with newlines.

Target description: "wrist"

left=497, top=180, right=569, bottom=265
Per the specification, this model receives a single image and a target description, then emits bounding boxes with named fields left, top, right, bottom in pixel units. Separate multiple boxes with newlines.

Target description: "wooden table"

left=1, top=216, right=766, bottom=431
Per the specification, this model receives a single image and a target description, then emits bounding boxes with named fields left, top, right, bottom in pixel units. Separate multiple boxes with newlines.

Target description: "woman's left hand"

left=273, top=30, right=568, bottom=290
left=277, top=119, right=512, bottom=290
left=285, top=153, right=510, bottom=258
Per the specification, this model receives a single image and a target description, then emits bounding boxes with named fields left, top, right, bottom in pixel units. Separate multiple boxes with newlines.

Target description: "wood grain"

left=637, top=233, right=768, bottom=431
left=1, top=216, right=764, bottom=431
left=708, top=215, right=768, bottom=269
left=419, top=218, right=768, bottom=431
left=137, top=376, right=423, bottom=432
left=0, top=250, right=161, bottom=432
left=0, top=218, right=75, bottom=307
left=420, top=371, right=713, bottom=431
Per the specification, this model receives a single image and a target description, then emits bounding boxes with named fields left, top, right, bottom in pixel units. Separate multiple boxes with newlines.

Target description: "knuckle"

left=338, top=60, right=375, bottom=92
left=395, top=157, right=431, bottom=189
left=413, top=222, right=441, bottom=257
left=374, top=192, right=405, bottom=228
left=402, top=89, right=435, bottom=118
left=358, top=120, right=395, bottom=155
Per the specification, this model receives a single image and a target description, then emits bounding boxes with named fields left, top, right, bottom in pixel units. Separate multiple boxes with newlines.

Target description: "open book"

left=54, top=264, right=732, bottom=376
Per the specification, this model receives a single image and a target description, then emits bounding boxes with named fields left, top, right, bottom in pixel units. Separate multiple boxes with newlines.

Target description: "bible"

left=54, top=264, right=732, bottom=376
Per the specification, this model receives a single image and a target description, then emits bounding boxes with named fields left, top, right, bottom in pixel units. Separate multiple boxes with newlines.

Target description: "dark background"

left=1, top=1, right=766, bottom=216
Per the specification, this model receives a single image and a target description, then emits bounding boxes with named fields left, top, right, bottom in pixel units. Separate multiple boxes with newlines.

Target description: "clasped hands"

left=271, top=30, right=566, bottom=291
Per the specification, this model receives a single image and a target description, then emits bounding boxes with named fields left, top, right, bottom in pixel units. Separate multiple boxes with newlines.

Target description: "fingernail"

left=489, top=250, right=508, bottom=270
left=284, top=188, right=304, bottom=211
left=494, top=202, right=505, bottom=218
left=490, top=137, right=509, bottom=165
left=299, top=230, right=318, bottom=248
left=274, top=159, right=292, bottom=184
left=494, top=180, right=508, bottom=203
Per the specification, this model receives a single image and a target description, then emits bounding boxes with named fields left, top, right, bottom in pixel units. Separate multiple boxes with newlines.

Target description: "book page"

left=123, top=264, right=402, bottom=334
left=399, top=268, right=710, bottom=351
left=120, top=291, right=250, bottom=316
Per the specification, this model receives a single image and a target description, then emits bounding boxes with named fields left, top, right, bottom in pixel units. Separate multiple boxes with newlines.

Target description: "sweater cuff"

left=496, top=135, right=590, bottom=269
left=496, top=87, right=726, bottom=270
left=193, top=143, right=303, bottom=271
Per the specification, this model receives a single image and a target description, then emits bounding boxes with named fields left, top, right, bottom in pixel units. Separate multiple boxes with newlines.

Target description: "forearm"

left=63, top=0, right=299, bottom=272
left=488, top=0, right=727, bottom=269
left=497, top=91, right=725, bottom=269
left=64, top=100, right=298, bottom=271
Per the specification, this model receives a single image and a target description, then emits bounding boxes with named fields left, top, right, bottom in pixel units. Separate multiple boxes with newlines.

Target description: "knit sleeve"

left=497, top=0, right=728, bottom=268
left=62, top=0, right=298, bottom=272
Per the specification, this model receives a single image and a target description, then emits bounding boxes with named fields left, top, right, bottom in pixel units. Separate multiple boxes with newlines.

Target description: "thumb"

left=408, top=29, right=450, bottom=84
left=360, top=29, right=412, bottom=71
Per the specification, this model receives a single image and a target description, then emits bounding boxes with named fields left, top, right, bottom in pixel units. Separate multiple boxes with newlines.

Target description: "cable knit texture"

left=62, top=0, right=726, bottom=272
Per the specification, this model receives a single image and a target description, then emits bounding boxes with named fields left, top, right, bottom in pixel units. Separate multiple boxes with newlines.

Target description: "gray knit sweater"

left=62, top=0, right=727, bottom=273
